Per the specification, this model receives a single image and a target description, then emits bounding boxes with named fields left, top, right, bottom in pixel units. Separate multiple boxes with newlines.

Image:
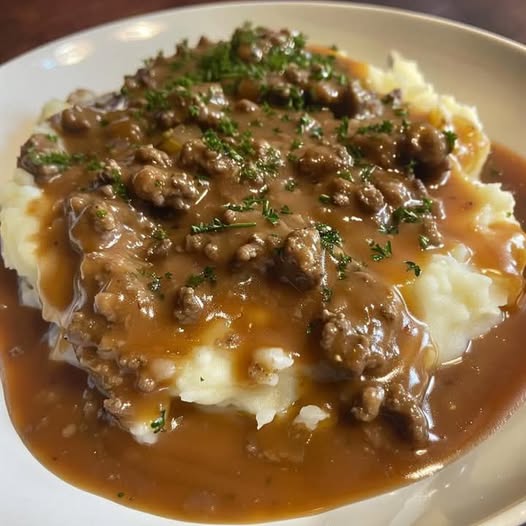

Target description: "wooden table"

left=1, top=0, right=525, bottom=64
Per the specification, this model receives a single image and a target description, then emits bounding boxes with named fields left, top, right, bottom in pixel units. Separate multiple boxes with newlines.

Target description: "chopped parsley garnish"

left=152, top=227, right=168, bottom=240
left=357, top=120, right=394, bottom=135
left=29, top=150, right=84, bottom=169
left=186, top=266, right=216, bottom=288
left=147, top=274, right=163, bottom=294
left=296, top=113, right=317, bottom=135
left=144, top=89, right=170, bottom=111
left=190, top=218, right=256, bottom=234
left=419, top=234, right=431, bottom=250
left=346, top=144, right=364, bottom=162
left=202, top=129, right=244, bottom=163
left=285, top=179, right=297, bottom=191
left=321, top=286, right=333, bottom=303
left=382, top=199, right=433, bottom=234
left=337, top=254, right=352, bottom=280
left=262, top=200, right=279, bottom=225
left=95, top=209, right=107, bottom=219
left=336, top=117, right=349, bottom=141
left=337, top=169, right=354, bottom=182
left=290, top=138, right=303, bottom=150
left=188, top=104, right=200, bottom=117
left=319, top=194, right=331, bottom=204
left=45, top=133, right=58, bottom=143
left=86, top=159, right=103, bottom=171
left=369, top=240, right=392, bottom=261
left=110, top=172, right=129, bottom=201
left=405, top=261, right=421, bottom=277
left=359, top=164, right=376, bottom=182
left=226, top=195, right=281, bottom=225
left=217, top=116, right=238, bottom=136
left=280, top=205, right=292, bottom=215
left=443, top=130, right=458, bottom=152
left=150, top=409, right=166, bottom=433
left=316, top=223, right=343, bottom=253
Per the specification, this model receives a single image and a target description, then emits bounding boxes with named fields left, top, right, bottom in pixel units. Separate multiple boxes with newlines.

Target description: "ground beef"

left=320, top=272, right=405, bottom=375
left=384, top=382, right=429, bottom=442
left=135, top=145, right=173, bottom=168
left=403, top=122, right=450, bottom=184
left=180, top=139, right=240, bottom=178
left=356, top=183, right=385, bottom=213
left=297, top=145, right=350, bottom=179
left=61, top=106, right=92, bottom=132
left=278, top=227, right=323, bottom=290
left=174, top=287, right=205, bottom=324
left=131, top=165, right=200, bottom=210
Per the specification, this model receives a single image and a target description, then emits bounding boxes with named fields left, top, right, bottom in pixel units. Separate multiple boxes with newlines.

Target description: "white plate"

left=1, top=3, right=526, bottom=525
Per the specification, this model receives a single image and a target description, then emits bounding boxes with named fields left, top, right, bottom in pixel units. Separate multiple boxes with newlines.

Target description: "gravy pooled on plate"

left=1, top=24, right=525, bottom=522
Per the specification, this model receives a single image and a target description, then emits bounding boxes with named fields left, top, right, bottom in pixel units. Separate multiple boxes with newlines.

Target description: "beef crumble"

left=19, top=24, right=455, bottom=442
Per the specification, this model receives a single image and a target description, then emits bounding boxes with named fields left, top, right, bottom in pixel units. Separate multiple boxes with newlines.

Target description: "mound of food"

left=1, top=23, right=525, bottom=521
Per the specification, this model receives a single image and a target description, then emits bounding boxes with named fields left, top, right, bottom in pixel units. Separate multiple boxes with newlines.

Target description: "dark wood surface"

left=1, top=0, right=525, bottom=64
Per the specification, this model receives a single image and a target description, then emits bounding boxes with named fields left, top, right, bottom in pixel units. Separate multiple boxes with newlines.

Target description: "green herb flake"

left=359, top=164, right=376, bottom=182
left=95, top=209, right=107, bottom=219
left=110, top=172, right=129, bottom=201
left=316, top=223, right=343, bottom=253
left=147, top=274, right=163, bottom=294
left=186, top=266, right=217, bottom=288
left=190, top=217, right=256, bottom=235
left=150, top=408, right=166, bottom=434
left=188, top=104, right=200, bottom=118
left=321, top=286, right=333, bottom=303
left=319, top=194, right=331, bottom=204
left=405, top=261, right=421, bottom=277
left=419, top=234, right=431, bottom=250
left=443, top=130, right=458, bottom=153
left=384, top=199, right=433, bottom=234
left=337, top=254, right=352, bottom=280
left=262, top=199, right=279, bottom=225
left=290, top=138, right=303, bottom=150
left=336, top=117, right=349, bottom=142
left=152, top=227, right=168, bottom=241
left=357, top=120, right=394, bottom=135
left=145, top=89, right=169, bottom=112
left=285, top=179, right=297, bottom=192
left=369, top=240, right=392, bottom=261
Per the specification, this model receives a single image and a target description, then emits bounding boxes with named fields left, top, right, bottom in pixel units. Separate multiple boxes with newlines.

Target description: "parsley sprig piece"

left=315, top=223, right=343, bottom=253
left=381, top=199, right=433, bottom=234
left=225, top=194, right=285, bottom=225
left=369, top=240, right=392, bottom=261
left=357, top=120, right=394, bottom=135
left=186, top=266, right=216, bottom=288
left=405, top=261, right=421, bottom=277
left=150, top=409, right=166, bottom=434
left=190, top=217, right=256, bottom=234
left=443, top=130, right=458, bottom=153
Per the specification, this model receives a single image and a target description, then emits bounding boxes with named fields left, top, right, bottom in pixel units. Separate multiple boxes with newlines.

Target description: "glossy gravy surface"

left=0, top=145, right=525, bottom=522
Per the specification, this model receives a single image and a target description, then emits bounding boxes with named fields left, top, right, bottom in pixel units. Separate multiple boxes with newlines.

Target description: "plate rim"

left=1, top=0, right=525, bottom=72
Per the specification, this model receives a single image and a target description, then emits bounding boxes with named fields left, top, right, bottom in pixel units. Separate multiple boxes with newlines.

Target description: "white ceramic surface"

left=1, top=3, right=525, bottom=525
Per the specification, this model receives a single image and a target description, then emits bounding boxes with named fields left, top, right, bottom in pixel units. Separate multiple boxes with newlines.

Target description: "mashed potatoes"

left=1, top=54, right=523, bottom=444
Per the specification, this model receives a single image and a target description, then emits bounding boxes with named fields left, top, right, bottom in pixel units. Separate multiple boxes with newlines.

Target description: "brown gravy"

left=0, top=144, right=525, bottom=522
